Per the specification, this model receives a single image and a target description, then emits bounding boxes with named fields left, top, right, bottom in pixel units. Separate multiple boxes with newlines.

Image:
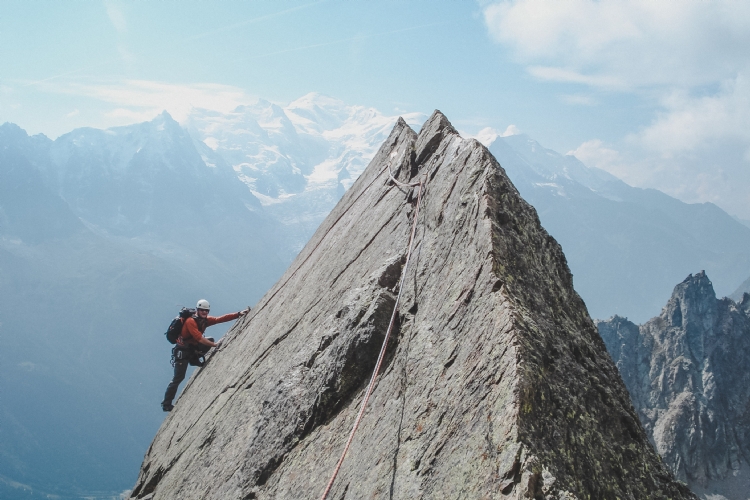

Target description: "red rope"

left=319, top=175, right=426, bottom=500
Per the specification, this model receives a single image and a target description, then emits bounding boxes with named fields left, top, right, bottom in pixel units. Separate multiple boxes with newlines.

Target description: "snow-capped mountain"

left=185, top=93, right=426, bottom=252
left=183, top=95, right=750, bottom=321
left=3, top=93, right=750, bottom=499
left=45, top=111, right=262, bottom=236
left=0, top=116, right=288, bottom=499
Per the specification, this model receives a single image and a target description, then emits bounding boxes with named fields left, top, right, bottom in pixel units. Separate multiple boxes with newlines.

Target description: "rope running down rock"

left=319, top=163, right=426, bottom=500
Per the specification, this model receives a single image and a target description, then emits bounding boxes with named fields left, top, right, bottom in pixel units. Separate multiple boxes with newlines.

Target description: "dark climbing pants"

left=162, top=344, right=211, bottom=406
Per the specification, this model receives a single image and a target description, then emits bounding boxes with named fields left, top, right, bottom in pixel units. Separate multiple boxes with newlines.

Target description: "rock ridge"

left=131, top=111, right=694, bottom=499
left=599, top=271, right=750, bottom=499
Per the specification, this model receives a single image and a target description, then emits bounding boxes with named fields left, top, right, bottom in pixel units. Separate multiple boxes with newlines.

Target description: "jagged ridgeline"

left=130, top=113, right=695, bottom=499
left=599, top=272, right=750, bottom=499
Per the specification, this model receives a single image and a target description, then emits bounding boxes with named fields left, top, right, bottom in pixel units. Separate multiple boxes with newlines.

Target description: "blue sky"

left=2, top=0, right=749, bottom=218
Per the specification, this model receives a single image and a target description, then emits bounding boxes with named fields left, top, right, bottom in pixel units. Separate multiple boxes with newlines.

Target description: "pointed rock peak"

left=147, top=110, right=190, bottom=140
left=663, top=271, right=717, bottom=328
left=606, top=314, right=631, bottom=325
left=684, top=270, right=709, bottom=284
left=131, top=111, right=694, bottom=500
left=418, top=109, right=456, bottom=137
left=414, top=110, right=458, bottom=165
left=673, top=271, right=716, bottom=301
left=0, top=121, right=29, bottom=139
left=150, top=110, right=181, bottom=130
left=381, top=116, right=416, bottom=149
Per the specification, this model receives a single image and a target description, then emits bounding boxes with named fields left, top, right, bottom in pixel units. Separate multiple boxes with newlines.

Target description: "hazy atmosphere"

left=2, top=2, right=750, bottom=499
left=4, top=0, right=750, bottom=218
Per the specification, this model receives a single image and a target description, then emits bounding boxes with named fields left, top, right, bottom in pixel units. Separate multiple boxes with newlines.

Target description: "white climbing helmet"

left=196, top=299, right=210, bottom=311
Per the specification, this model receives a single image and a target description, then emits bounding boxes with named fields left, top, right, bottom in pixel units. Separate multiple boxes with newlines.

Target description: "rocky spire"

left=131, top=112, right=694, bottom=499
left=599, top=272, right=750, bottom=498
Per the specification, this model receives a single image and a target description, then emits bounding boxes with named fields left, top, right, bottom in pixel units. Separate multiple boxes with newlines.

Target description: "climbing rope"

left=387, top=153, right=422, bottom=188
left=319, top=165, right=427, bottom=500
left=247, top=151, right=416, bottom=325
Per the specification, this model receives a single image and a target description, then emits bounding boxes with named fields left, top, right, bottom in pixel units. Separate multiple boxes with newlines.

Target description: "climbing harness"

left=319, top=157, right=427, bottom=500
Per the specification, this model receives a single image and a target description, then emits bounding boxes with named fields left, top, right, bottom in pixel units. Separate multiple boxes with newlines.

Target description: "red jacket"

left=177, top=312, right=240, bottom=347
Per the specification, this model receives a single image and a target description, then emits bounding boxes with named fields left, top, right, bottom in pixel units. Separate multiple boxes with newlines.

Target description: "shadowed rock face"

left=599, top=272, right=750, bottom=500
left=131, top=112, right=694, bottom=500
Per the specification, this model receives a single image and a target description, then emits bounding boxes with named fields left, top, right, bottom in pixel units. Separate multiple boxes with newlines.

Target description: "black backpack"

left=165, top=307, right=196, bottom=344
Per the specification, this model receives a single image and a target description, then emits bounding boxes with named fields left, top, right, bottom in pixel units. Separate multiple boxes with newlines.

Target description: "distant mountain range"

left=0, top=116, right=288, bottom=499
left=485, top=134, right=750, bottom=322
left=189, top=93, right=750, bottom=322
left=184, top=94, right=426, bottom=257
left=731, top=276, right=750, bottom=301
left=2, top=93, right=749, bottom=498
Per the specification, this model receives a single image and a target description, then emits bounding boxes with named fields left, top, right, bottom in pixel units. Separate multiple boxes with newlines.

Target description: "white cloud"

left=561, top=93, right=596, bottom=106
left=483, top=0, right=750, bottom=88
left=106, top=107, right=159, bottom=122
left=39, top=79, right=254, bottom=124
left=66, top=109, right=80, bottom=117
left=626, top=75, right=750, bottom=217
left=484, top=0, right=750, bottom=218
left=501, top=124, right=520, bottom=137
left=572, top=110, right=750, bottom=219
left=473, top=124, right=520, bottom=146
left=633, top=74, right=750, bottom=156
left=568, top=139, right=634, bottom=182
left=528, top=66, right=622, bottom=89
left=105, top=1, right=128, bottom=33
left=474, top=127, right=498, bottom=146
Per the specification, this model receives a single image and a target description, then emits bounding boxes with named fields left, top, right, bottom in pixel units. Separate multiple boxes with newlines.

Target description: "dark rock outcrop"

left=599, top=272, right=750, bottom=499
left=131, top=112, right=694, bottom=499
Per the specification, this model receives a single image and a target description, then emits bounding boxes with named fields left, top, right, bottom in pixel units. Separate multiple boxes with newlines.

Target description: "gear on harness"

left=161, top=303, right=246, bottom=413
left=170, top=338, right=214, bottom=367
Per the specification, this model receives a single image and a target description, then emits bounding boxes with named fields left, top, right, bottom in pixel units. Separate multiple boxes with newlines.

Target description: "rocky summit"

left=598, top=272, right=750, bottom=500
left=130, top=112, right=694, bottom=499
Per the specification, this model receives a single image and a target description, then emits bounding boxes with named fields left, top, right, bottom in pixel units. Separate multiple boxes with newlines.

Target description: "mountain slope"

left=41, top=111, right=288, bottom=309
left=130, top=112, right=693, bottom=500
left=0, top=123, right=83, bottom=243
left=598, top=273, right=750, bottom=500
left=184, top=97, right=750, bottom=322
left=487, top=134, right=750, bottom=322
left=730, top=276, right=750, bottom=301
left=0, top=117, right=290, bottom=499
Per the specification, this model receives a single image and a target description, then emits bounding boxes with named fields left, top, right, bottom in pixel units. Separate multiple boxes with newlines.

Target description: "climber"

left=161, top=299, right=249, bottom=412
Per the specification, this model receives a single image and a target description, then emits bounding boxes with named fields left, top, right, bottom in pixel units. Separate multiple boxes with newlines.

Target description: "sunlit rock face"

left=599, top=272, right=750, bottom=500
left=131, top=112, right=695, bottom=500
